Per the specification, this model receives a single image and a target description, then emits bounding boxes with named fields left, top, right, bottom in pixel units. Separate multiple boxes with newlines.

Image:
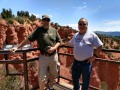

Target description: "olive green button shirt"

left=27, top=26, right=61, bottom=52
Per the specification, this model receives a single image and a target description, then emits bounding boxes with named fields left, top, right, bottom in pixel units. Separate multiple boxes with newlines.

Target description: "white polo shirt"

left=69, top=31, right=103, bottom=61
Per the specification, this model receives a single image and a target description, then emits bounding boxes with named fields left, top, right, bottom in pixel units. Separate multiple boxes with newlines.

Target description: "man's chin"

left=43, top=26, right=49, bottom=29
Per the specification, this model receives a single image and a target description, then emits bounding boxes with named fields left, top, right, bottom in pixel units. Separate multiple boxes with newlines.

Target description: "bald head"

left=78, top=18, right=88, bottom=34
left=78, top=18, right=88, bottom=25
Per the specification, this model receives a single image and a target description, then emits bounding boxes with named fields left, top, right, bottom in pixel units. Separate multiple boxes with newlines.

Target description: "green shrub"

left=0, top=65, right=21, bottom=90
left=105, top=45, right=109, bottom=49
left=101, top=81, right=108, bottom=90
left=6, top=18, right=14, bottom=24
left=15, top=17, right=24, bottom=24
left=114, top=45, right=120, bottom=49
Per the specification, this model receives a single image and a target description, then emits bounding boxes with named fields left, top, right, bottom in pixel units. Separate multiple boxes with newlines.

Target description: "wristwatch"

left=94, top=54, right=98, bottom=58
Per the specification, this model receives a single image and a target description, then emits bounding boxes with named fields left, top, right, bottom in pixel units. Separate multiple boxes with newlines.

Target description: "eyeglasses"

left=79, top=23, right=87, bottom=26
left=42, top=18, right=50, bottom=22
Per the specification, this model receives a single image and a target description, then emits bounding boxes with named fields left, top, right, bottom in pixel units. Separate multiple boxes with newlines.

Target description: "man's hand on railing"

left=61, top=42, right=70, bottom=46
left=10, top=47, right=18, bottom=53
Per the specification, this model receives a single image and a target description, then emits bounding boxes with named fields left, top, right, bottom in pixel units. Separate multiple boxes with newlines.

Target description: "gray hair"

left=78, top=18, right=88, bottom=25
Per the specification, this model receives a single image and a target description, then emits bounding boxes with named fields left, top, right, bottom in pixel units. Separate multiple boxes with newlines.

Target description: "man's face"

left=42, top=18, right=50, bottom=29
left=78, top=19, right=88, bottom=33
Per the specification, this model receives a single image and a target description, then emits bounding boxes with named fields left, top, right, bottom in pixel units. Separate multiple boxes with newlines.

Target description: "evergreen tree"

left=29, top=14, right=36, bottom=21
left=17, top=11, right=20, bottom=17
left=24, top=11, right=30, bottom=17
left=1, top=8, right=14, bottom=19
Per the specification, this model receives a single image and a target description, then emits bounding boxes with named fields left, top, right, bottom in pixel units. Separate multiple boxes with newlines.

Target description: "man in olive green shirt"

left=11, top=15, right=61, bottom=90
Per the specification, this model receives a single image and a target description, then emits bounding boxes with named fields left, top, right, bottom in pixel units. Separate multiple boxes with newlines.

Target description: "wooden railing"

left=0, top=45, right=120, bottom=90
left=0, top=48, right=39, bottom=90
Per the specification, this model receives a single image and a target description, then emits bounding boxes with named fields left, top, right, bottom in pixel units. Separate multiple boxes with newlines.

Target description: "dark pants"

left=72, top=59, right=92, bottom=90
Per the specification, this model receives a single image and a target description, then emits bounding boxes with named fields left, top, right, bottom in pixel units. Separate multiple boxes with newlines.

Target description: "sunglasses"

left=79, top=23, right=87, bottom=26
left=42, top=18, right=50, bottom=22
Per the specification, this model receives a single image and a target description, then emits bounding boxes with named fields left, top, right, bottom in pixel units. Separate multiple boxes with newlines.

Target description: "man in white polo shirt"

left=69, top=18, right=103, bottom=90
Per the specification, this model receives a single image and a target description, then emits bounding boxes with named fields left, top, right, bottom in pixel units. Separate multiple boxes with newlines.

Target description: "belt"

left=75, top=59, right=89, bottom=63
left=41, top=52, right=56, bottom=56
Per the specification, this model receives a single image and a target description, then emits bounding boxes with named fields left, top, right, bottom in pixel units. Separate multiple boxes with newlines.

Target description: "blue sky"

left=0, top=0, right=120, bottom=32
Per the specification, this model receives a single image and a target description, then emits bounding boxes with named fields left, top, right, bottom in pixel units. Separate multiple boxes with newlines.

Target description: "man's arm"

left=47, top=42, right=61, bottom=53
left=88, top=45, right=102, bottom=63
left=94, top=46, right=102, bottom=58
left=54, top=42, right=61, bottom=50
left=48, top=41, right=73, bottom=54
left=11, top=38, right=31, bottom=52
left=61, top=42, right=71, bottom=46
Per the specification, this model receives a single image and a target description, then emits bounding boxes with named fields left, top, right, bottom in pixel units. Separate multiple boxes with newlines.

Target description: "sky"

left=0, top=0, right=120, bottom=32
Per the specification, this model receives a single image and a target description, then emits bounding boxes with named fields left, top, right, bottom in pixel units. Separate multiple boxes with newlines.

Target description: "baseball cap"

left=42, top=14, right=50, bottom=20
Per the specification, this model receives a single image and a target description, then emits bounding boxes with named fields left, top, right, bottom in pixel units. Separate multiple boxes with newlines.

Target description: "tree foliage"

left=17, top=11, right=37, bottom=21
left=17, top=10, right=30, bottom=17
left=1, top=8, right=14, bottom=19
left=29, top=14, right=37, bottom=21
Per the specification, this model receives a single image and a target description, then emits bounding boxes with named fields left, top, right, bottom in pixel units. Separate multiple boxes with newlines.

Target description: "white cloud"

left=64, top=23, right=78, bottom=30
left=89, top=26, right=120, bottom=32
left=72, top=5, right=88, bottom=16
left=49, top=15, right=53, bottom=18
left=29, top=13, right=52, bottom=19
left=77, top=5, right=87, bottom=10
left=102, top=20, right=120, bottom=25
left=88, top=19, right=120, bottom=32
left=30, top=13, right=41, bottom=18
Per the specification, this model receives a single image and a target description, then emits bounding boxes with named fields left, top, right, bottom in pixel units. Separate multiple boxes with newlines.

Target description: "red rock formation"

left=58, top=27, right=68, bottom=39
left=6, top=24, right=18, bottom=44
left=0, top=19, right=40, bottom=88
left=91, top=68, right=101, bottom=88
left=66, top=48, right=74, bottom=67
left=0, top=18, right=7, bottom=60
left=33, top=19, right=42, bottom=29
left=15, top=25, right=30, bottom=43
left=14, top=24, right=39, bottom=88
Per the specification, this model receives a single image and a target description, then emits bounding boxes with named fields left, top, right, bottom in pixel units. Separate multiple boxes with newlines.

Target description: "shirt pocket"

left=49, top=34, right=56, bottom=41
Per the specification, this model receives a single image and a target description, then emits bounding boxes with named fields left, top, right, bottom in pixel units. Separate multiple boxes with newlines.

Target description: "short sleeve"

left=93, top=34, right=103, bottom=48
left=56, top=30, right=62, bottom=43
left=27, top=28, right=38, bottom=42
left=69, top=35, right=75, bottom=46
